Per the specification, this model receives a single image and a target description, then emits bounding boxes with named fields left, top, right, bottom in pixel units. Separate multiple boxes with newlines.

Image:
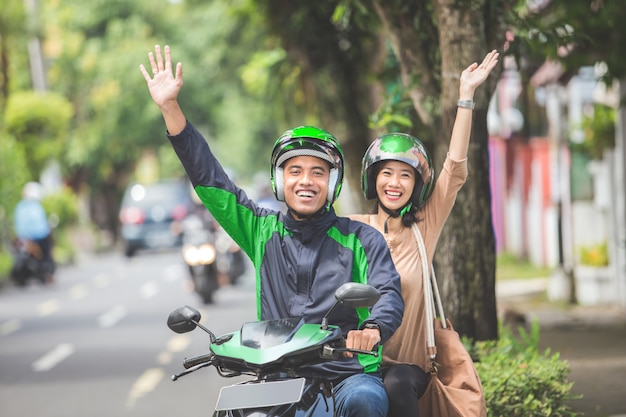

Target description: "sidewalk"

left=497, top=278, right=626, bottom=417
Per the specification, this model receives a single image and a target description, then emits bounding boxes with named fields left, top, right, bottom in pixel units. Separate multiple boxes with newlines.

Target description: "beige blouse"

left=349, top=155, right=467, bottom=371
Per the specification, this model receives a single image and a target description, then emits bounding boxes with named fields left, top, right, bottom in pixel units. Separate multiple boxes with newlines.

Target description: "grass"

left=496, top=252, right=553, bottom=281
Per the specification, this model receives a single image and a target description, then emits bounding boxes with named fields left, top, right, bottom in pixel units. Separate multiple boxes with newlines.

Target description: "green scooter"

left=166, top=282, right=380, bottom=416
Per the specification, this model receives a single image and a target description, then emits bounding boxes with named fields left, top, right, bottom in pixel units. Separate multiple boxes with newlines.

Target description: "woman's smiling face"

left=375, top=160, right=415, bottom=211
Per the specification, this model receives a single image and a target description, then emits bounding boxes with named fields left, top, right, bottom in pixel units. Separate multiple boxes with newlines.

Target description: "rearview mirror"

left=167, top=305, right=201, bottom=334
left=334, top=282, right=381, bottom=308
left=321, top=283, right=381, bottom=329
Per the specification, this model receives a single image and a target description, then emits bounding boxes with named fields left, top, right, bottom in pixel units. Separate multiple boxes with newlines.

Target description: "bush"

left=42, top=186, right=78, bottom=230
left=42, top=187, right=80, bottom=265
left=4, top=91, right=73, bottom=179
left=574, top=104, right=615, bottom=160
left=578, top=241, right=609, bottom=266
left=0, top=250, right=12, bottom=284
left=473, top=321, right=582, bottom=417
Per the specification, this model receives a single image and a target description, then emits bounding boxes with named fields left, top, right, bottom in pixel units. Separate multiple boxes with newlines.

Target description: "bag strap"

left=411, top=224, right=447, bottom=371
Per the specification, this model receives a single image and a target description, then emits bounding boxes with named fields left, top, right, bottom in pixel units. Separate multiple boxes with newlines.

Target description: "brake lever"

left=171, top=361, right=212, bottom=381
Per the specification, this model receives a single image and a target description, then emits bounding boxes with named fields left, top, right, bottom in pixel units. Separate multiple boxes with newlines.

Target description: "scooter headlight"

left=182, top=244, right=201, bottom=266
left=197, top=243, right=217, bottom=265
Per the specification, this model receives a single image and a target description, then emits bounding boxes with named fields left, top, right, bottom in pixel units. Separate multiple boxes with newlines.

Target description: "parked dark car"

left=119, top=178, right=194, bottom=257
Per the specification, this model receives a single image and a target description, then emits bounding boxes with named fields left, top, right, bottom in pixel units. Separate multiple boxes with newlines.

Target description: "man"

left=140, top=45, right=403, bottom=417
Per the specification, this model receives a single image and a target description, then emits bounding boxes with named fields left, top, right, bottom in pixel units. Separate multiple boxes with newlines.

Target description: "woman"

left=349, top=50, right=499, bottom=416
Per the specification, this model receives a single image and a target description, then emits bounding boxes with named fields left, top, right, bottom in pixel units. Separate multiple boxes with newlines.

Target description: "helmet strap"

left=379, top=200, right=412, bottom=232
left=379, top=202, right=401, bottom=219
left=400, top=203, right=413, bottom=217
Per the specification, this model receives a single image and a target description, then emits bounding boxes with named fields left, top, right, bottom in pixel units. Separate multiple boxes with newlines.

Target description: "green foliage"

left=0, top=133, right=29, bottom=224
left=0, top=249, right=11, bottom=280
left=40, top=0, right=274, bottom=235
left=0, top=0, right=28, bottom=107
left=4, top=91, right=73, bottom=179
left=368, top=81, right=416, bottom=132
left=41, top=186, right=79, bottom=230
left=572, top=104, right=616, bottom=160
left=41, top=187, right=79, bottom=264
left=474, top=321, right=582, bottom=417
left=512, top=0, right=626, bottom=82
left=0, top=0, right=26, bottom=37
left=0, top=132, right=29, bottom=284
left=578, top=241, right=609, bottom=267
left=496, top=252, right=553, bottom=280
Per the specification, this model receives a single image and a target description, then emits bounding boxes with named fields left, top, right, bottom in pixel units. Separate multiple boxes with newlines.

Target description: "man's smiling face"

left=282, top=155, right=329, bottom=219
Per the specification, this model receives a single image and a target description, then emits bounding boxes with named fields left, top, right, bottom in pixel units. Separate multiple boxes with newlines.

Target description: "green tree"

left=40, top=0, right=274, bottom=237
left=4, top=91, right=73, bottom=180
left=513, top=0, right=626, bottom=82
left=0, top=0, right=27, bottom=107
left=0, top=132, right=29, bottom=230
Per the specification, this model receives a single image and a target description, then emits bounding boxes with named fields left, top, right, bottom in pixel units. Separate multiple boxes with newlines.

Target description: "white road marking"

left=126, top=368, right=164, bottom=408
left=166, top=334, right=191, bottom=352
left=0, top=319, right=22, bottom=336
left=157, top=334, right=191, bottom=365
left=140, top=281, right=159, bottom=299
left=94, top=273, right=110, bottom=288
left=98, top=304, right=128, bottom=328
left=156, top=351, right=172, bottom=365
left=69, top=284, right=88, bottom=300
left=32, top=343, right=75, bottom=372
left=127, top=322, right=192, bottom=406
left=38, top=299, right=59, bottom=316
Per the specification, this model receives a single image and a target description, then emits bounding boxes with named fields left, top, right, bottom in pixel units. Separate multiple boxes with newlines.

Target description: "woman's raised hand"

left=459, top=49, right=499, bottom=97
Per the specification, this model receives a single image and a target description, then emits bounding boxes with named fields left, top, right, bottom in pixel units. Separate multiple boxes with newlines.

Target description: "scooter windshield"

left=240, top=317, right=304, bottom=349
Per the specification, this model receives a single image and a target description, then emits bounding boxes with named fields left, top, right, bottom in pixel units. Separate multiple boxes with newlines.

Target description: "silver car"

left=119, top=178, right=194, bottom=257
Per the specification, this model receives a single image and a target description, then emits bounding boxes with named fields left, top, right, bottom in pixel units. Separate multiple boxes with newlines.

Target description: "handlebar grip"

left=183, top=353, right=214, bottom=369
left=348, top=348, right=379, bottom=357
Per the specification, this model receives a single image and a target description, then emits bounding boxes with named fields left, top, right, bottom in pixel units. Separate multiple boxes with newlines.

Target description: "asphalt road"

left=0, top=249, right=256, bottom=417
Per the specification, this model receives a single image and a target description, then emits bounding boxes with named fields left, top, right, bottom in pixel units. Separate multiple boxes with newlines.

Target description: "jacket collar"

left=285, top=207, right=337, bottom=243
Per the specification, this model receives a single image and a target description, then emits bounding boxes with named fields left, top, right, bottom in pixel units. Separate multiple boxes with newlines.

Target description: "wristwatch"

left=362, top=322, right=380, bottom=331
left=457, top=99, right=475, bottom=110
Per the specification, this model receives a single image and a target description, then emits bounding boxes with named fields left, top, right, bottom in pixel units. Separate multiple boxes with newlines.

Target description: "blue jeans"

left=333, top=373, right=388, bottom=417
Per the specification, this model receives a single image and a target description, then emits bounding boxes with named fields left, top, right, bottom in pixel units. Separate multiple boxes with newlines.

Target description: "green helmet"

left=361, top=133, right=435, bottom=209
left=270, top=126, right=344, bottom=205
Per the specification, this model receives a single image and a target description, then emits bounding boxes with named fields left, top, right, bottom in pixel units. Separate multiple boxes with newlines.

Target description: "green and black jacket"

left=168, top=121, right=403, bottom=379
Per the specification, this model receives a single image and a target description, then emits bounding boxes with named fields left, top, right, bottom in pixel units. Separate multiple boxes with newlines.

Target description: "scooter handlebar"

left=183, top=352, right=214, bottom=369
left=321, top=345, right=378, bottom=359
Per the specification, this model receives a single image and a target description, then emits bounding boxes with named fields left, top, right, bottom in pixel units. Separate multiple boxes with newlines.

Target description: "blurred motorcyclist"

left=12, top=182, right=56, bottom=284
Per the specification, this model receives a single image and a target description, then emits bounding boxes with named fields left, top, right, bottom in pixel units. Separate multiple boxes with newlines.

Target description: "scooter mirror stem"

left=193, top=319, right=217, bottom=343
left=320, top=301, right=341, bottom=330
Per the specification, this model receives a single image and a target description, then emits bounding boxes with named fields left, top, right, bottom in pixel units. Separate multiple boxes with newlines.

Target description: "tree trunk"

left=433, top=0, right=498, bottom=340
